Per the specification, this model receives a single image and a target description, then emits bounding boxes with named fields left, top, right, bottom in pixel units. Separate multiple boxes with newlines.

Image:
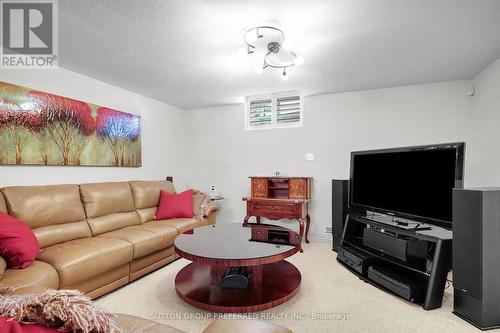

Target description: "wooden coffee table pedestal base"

left=175, top=260, right=301, bottom=313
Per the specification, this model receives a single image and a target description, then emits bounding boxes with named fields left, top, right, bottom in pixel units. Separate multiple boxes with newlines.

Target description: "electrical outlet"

left=324, top=226, right=332, bottom=234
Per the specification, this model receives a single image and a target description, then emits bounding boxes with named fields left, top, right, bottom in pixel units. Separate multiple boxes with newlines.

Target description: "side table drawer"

left=253, top=202, right=295, bottom=213
left=247, top=200, right=301, bottom=219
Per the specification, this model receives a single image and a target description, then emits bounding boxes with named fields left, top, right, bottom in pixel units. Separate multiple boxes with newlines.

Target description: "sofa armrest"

left=0, top=285, right=50, bottom=296
left=204, top=203, right=219, bottom=218
left=9, top=286, right=50, bottom=295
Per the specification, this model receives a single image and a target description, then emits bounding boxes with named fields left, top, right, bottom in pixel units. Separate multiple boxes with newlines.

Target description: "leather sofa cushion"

left=202, top=319, right=293, bottom=333
left=80, top=182, right=136, bottom=218
left=1, top=185, right=90, bottom=248
left=132, top=221, right=178, bottom=240
left=0, top=190, right=6, bottom=213
left=98, top=225, right=176, bottom=259
left=130, top=181, right=176, bottom=223
left=130, top=180, right=176, bottom=210
left=136, top=207, right=156, bottom=225
left=80, top=182, right=140, bottom=235
left=130, top=247, right=174, bottom=273
left=33, top=221, right=92, bottom=249
left=65, top=264, right=129, bottom=296
left=0, top=260, right=58, bottom=290
left=156, top=218, right=200, bottom=234
left=138, top=204, right=213, bottom=225
left=2, top=185, right=87, bottom=228
left=4, top=285, right=49, bottom=295
left=87, top=211, right=140, bottom=236
left=115, top=314, right=185, bottom=333
left=37, top=237, right=133, bottom=287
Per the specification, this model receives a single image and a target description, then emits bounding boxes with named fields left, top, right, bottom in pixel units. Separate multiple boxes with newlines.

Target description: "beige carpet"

left=96, top=243, right=480, bottom=333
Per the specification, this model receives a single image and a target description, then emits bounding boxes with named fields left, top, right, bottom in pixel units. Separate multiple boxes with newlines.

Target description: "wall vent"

left=324, top=226, right=332, bottom=234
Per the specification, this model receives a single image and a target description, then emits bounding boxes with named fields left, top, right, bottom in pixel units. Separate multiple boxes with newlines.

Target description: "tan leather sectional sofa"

left=0, top=180, right=218, bottom=299
left=0, top=181, right=293, bottom=333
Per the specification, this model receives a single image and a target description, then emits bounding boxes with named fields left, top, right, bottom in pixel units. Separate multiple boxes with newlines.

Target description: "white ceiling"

left=59, top=0, right=500, bottom=109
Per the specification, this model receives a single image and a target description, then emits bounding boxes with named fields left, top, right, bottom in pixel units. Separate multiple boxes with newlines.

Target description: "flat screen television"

left=349, top=142, right=465, bottom=229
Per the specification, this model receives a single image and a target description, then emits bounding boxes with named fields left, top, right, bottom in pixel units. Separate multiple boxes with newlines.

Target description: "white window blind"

left=277, top=95, right=301, bottom=124
left=249, top=99, right=272, bottom=126
left=246, top=91, right=302, bottom=130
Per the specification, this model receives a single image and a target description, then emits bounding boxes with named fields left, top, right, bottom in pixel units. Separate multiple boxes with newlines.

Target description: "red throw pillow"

left=155, top=189, right=194, bottom=220
left=0, top=212, right=40, bottom=269
left=0, top=317, right=60, bottom=332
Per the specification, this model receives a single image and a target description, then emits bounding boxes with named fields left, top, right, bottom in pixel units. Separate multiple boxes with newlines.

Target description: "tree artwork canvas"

left=0, top=81, right=141, bottom=167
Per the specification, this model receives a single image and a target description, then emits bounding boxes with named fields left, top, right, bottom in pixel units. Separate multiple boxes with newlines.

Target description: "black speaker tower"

left=332, top=179, right=349, bottom=252
left=453, top=188, right=500, bottom=330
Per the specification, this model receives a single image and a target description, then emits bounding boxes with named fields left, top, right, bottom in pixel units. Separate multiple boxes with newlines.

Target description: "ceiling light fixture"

left=243, top=25, right=304, bottom=80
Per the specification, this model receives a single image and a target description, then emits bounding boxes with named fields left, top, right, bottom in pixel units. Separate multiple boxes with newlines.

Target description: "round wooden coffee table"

left=174, top=223, right=301, bottom=313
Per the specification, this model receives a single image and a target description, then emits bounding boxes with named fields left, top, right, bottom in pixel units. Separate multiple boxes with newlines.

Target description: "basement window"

left=245, top=91, right=302, bottom=130
left=249, top=98, right=272, bottom=126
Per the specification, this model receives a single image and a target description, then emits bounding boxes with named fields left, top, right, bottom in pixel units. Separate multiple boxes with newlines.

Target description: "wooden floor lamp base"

left=175, top=260, right=301, bottom=313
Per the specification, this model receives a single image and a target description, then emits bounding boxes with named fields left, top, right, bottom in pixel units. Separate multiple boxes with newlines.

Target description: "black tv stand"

left=337, top=211, right=452, bottom=310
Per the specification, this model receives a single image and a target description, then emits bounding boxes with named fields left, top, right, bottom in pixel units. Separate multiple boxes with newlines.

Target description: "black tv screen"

left=350, top=143, right=465, bottom=227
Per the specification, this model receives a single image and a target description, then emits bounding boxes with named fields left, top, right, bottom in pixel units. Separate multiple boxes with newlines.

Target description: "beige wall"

left=467, top=57, right=500, bottom=186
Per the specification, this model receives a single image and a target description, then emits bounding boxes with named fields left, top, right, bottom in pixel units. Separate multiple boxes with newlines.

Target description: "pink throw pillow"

left=155, top=189, right=194, bottom=220
left=0, top=317, right=60, bottom=332
left=0, top=212, right=40, bottom=269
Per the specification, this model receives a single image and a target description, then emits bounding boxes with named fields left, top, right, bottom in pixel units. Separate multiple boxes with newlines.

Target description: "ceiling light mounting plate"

left=268, top=41, right=280, bottom=53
